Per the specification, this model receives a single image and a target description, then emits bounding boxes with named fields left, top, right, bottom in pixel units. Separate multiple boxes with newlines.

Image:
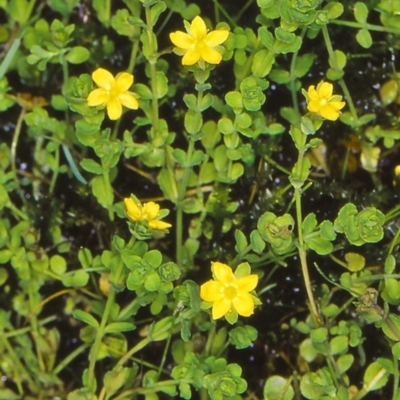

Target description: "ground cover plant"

left=0, top=0, right=400, bottom=399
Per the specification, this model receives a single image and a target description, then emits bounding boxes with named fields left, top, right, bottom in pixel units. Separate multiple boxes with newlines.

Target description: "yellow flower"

left=305, top=81, right=345, bottom=121
left=169, top=15, right=229, bottom=66
left=124, top=198, right=172, bottom=230
left=87, top=68, right=139, bottom=120
left=200, top=262, right=258, bottom=320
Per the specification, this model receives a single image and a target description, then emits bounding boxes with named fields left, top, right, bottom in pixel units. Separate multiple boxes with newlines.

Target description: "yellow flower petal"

left=119, top=92, right=139, bottom=110
left=92, top=68, right=115, bottom=90
left=307, top=100, right=321, bottom=113
left=107, top=97, right=123, bottom=120
left=190, top=15, right=207, bottom=39
left=124, top=198, right=142, bottom=221
left=142, top=202, right=160, bottom=220
left=307, top=85, right=318, bottom=101
left=318, top=82, right=333, bottom=98
left=182, top=48, right=201, bottom=65
left=237, top=274, right=258, bottom=292
left=200, top=280, right=223, bottom=302
left=148, top=220, right=172, bottom=230
left=232, top=292, right=255, bottom=316
left=205, top=30, right=229, bottom=47
left=87, top=88, right=109, bottom=106
left=201, top=46, right=223, bottom=64
left=331, top=100, right=346, bottom=111
left=115, top=72, right=134, bottom=92
left=170, top=31, right=195, bottom=49
left=320, top=105, right=340, bottom=121
left=212, top=298, right=232, bottom=319
left=212, top=262, right=235, bottom=282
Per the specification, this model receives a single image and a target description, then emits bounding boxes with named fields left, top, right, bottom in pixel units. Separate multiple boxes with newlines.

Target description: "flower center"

left=224, top=285, right=238, bottom=300
left=109, top=86, right=120, bottom=99
left=320, top=98, right=328, bottom=106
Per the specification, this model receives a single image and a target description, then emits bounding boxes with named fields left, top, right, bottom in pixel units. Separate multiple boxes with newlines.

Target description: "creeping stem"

left=87, top=288, right=116, bottom=392
left=294, top=150, right=321, bottom=323
left=144, top=5, right=160, bottom=137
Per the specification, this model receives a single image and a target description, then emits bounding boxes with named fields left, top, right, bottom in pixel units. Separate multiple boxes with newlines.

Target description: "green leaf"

left=50, top=254, right=67, bottom=274
left=354, top=2, right=369, bottom=23
left=250, top=230, right=266, bottom=254
left=329, top=335, right=348, bottom=355
left=80, top=158, right=104, bottom=174
left=200, top=93, right=213, bottom=111
left=275, top=27, right=295, bottom=43
left=235, top=230, right=248, bottom=253
left=307, top=237, right=333, bottom=255
left=184, top=110, right=203, bottom=134
left=144, top=270, right=161, bottom=291
left=73, top=310, right=99, bottom=328
left=103, top=368, right=132, bottom=399
left=91, top=174, right=114, bottom=210
left=356, top=28, right=372, bottom=49
left=66, top=46, right=90, bottom=64
left=289, top=157, right=311, bottom=188
left=363, top=361, right=390, bottom=391
left=93, top=0, right=110, bottom=26
left=229, top=325, right=257, bottom=349
left=78, top=248, right=93, bottom=269
left=218, top=118, right=235, bottom=134
left=263, top=375, right=294, bottom=400
left=104, top=322, right=136, bottom=334
left=251, top=49, right=275, bottom=78
left=300, top=338, right=318, bottom=362
left=155, top=71, right=168, bottom=99
left=310, top=327, right=328, bottom=343
left=337, top=354, right=354, bottom=374
left=144, top=250, right=162, bottom=268
left=225, top=91, right=243, bottom=110
left=345, top=253, right=365, bottom=271
left=149, top=1, right=167, bottom=27
left=302, top=213, right=317, bottom=235
left=258, top=26, right=274, bottom=49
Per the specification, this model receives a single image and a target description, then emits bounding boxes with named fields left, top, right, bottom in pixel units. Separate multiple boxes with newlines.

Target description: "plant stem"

left=87, top=288, right=116, bottom=392
left=144, top=5, right=160, bottom=137
left=176, top=138, right=195, bottom=267
left=53, top=342, right=91, bottom=375
left=321, top=25, right=359, bottom=127
left=331, top=19, right=400, bottom=34
left=0, top=328, right=38, bottom=394
left=294, top=149, right=320, bottom=323
left=392, top=353, right=399, bottom=400
left=11, top=107, right=27, bottom=205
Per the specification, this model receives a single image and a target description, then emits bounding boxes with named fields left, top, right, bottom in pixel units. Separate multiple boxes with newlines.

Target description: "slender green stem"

left=388, top=225, right=400, bottom=255
left=321, top=25, right=359, bottom=126
left=235, top=0, right=255, bottom=21
left=53, top=342, right=91, bottom=375
left=294, top=153, right=320, bottom=323
left=341, top=146, right=351, bottom=180
left=176, top=138, right=195, bottom=267
left=49, top=144, right=60, bottom=194
left=392, top=353, right=399, bottom=400
left=87, top=289, right=116, bottom=392
left=289, top=28, right=307, bottom=116
left=115, top=336, right=152, bottom=368
left=11, top=107, right=27, bottom=205
left=331, top=19, right=400, bottom=35
left=28, top=285, right=46, bottom=373
left=128, top=39, right=140, bottom=73
left=0, top=329, right=37, bottom=393
left=144, top=6, right=160, bottom=137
